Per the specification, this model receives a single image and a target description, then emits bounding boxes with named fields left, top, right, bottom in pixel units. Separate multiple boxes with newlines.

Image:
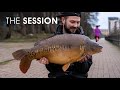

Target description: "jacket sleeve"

left=71, top=55, right=93, bottom=74
left=45, top=63, right=63, bottom=73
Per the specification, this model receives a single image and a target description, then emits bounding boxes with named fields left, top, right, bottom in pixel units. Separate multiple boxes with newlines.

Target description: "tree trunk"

left=20, top=12, right=26, bottom=36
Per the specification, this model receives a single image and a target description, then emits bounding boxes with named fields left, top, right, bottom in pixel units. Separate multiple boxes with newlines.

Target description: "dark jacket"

left=45, top=25, right=93, bottom=78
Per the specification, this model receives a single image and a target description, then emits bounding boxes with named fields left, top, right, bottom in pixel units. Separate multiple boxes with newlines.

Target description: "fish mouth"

left=99, top=46, right=103, bottom=52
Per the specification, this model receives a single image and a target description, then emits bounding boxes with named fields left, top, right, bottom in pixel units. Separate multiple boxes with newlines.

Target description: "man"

left=38, top=12, right=93, bottom=78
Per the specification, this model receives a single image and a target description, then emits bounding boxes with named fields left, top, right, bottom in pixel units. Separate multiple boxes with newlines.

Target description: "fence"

left=105, top=33, right=120, bottom=46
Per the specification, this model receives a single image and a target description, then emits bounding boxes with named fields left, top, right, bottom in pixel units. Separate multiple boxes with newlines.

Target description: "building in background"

left=108, top=17, right=120, bottom=35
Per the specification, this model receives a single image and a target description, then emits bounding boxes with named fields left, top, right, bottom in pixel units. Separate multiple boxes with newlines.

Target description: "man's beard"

left=64, top=25, right=78, bottom=34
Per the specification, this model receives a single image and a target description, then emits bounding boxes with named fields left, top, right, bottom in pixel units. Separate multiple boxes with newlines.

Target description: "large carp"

left=12, top=34, right=103, bottom=74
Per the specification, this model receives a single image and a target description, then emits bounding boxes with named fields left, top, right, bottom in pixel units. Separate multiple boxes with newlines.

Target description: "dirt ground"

left=0, top=42, right=49, bottom=78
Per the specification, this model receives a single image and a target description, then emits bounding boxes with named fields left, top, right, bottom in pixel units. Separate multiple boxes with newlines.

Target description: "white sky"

left=97, top=12, right=120, bottom=29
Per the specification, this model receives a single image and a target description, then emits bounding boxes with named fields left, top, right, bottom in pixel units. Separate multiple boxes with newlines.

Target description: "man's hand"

left=79, top=55, right=92, bottom=63
left=37, top=57, right=49, bottom=64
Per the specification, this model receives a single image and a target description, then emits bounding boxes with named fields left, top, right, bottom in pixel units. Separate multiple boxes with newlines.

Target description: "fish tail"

left=12, top=49, right=33, bottom=73
left=19, top=55, right=33, bottom=73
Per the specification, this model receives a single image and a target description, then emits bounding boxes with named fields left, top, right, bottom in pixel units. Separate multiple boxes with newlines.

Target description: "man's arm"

left=37, top=56, right=92, bottom=74
left=37, top=57, right=63, bottom=73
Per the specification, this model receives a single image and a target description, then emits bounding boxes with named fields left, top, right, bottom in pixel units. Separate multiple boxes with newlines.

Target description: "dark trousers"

left=48, top=72, right=88, bottom=78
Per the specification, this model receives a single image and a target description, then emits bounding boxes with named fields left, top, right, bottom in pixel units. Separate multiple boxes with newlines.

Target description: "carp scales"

left=12, top=34, right=103, bottom=74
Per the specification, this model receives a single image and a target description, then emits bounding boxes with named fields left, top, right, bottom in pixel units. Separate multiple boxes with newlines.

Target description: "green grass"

left=1, top=33, right=54, bottom=43
left=0, top=59, right=14, bottom=65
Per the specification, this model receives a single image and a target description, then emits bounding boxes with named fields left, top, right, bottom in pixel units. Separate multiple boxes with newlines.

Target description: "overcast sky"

left=96, top=12, right=120, bottom=29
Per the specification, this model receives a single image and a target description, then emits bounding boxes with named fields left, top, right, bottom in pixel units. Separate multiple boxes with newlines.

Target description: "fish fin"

left=12, top=49, right=32, bottom=73
left=19, top=55, right=32, bottom=74
left=77, top=56, right=86, bottom=62
left=12, top=49, right=30, bottom=60
left=62, top=63, right=71, bottom=72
